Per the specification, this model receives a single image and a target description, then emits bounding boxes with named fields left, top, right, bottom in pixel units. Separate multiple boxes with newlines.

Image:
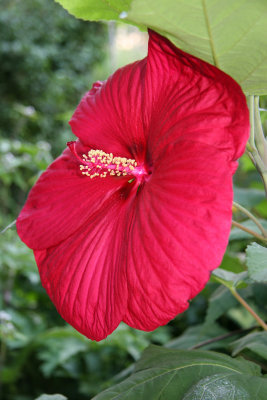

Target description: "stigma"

left=67, top=141, right=147, bottom=180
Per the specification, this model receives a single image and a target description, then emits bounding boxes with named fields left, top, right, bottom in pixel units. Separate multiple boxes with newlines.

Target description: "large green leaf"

left=54, top=0, right=131, bottom=21
left=246, top=242, right=267, bottom=283
left=55, top=0, right=267, bottom=94
left=127, top=0, right=267, bottom=94
left=93, top=345, right=267, bottom=399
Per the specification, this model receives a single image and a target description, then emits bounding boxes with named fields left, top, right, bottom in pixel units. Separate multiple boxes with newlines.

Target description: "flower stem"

left=229, top=288, right=267, bottom=331
left=232, top=220, right=267, bottom=243
left=233, top=201, right=267, bottom=238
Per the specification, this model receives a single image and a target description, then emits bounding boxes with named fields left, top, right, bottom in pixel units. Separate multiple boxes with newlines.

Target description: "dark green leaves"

left=231, top=331, right=267, bottom=359
left=93, top=345, right=267, bottom=399
left=204, top=286, right=238, bottom=325
left=231, top=332, right=267, bottom=371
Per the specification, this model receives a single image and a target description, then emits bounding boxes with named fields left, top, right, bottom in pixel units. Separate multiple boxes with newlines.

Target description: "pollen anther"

left=67, top=142, right=148, bottom=181
left=79, top=148, right=147, bottom=180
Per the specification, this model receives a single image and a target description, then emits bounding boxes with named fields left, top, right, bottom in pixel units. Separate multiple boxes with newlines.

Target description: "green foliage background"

left=0, top=0, right=107, bottom=220
left=1, top=0, right=267, bottom=399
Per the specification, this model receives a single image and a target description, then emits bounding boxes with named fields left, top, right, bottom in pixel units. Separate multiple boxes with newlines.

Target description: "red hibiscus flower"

left=17, top=30, right=249, bottom=341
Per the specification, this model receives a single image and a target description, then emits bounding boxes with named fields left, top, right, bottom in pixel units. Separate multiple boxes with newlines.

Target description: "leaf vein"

left=201, top=0, right=219, bottom=67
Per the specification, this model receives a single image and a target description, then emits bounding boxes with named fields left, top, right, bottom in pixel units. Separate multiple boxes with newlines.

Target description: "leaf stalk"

left=229, top=288, right=267, bottom=331
left=233, top=201, right=267, bottom=238
left=231, top=220, right=267, bottom=243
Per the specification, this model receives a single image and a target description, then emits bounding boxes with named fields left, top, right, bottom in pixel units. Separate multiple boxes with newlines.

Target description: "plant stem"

left=247, top=96, right=267, bottom=197
left=232, top=220, right=267, bottom=243
left=0, top=220, right=16, bottom=235
left=254, top=96, right=267, bottom=166
left=233, top=201, right=267, bottom=238
left=229, top=288, right=267, bottom=331
left=248, top=95, right=255, bottom=148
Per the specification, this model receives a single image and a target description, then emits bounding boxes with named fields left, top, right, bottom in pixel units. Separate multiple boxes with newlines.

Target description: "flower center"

left=68, top=141, right=148, bottom=181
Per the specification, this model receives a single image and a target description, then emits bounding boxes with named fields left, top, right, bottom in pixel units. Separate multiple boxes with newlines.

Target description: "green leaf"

left=134, top=345, right=258, bottom=374
left=231, top=331, right=267, bottom=369
left=252, top=283, right=267, bottom=319
left=256, top=200, right=267, bottom=218
left=246, top=242, right=267, bottom=283
left=181, top=373, right=256, bottom=400
left=211, top=269, right=248, bottom=289
left=231, top=331, right=267, bottom=360
left=204, top=286, right=238, bottom=326
left=166, top=324, right=230, bottom=351
left=127, top=0, right=267, bottom=94
left=37, top=335, right=88, bottom=377
left=54, top=0, right=131, bottom=21
left=93, top=345, right=267, bottom=399
left=54, top=0, right=267, bottom=94
left=35, top=395, right=68, bottom=400
left=219, top=252, right=245, bottom=273
left=233, top=187, right=266, bottom=208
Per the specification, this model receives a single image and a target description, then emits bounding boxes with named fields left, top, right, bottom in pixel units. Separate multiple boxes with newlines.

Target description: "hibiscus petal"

left=145, top=30, right=249, bottom=161
left=16, top=29, right=250, bottom=341
left=34, top=188, right=136, bottom=341
left=124, top=140, right=235, bottom=330
left=16, top=140, right=124, bottom=250
left=69, top=59, right=148, bottom=163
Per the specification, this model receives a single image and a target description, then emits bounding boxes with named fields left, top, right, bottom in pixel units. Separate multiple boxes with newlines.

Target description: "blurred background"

left=0, top=1, right=267, bottom=399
